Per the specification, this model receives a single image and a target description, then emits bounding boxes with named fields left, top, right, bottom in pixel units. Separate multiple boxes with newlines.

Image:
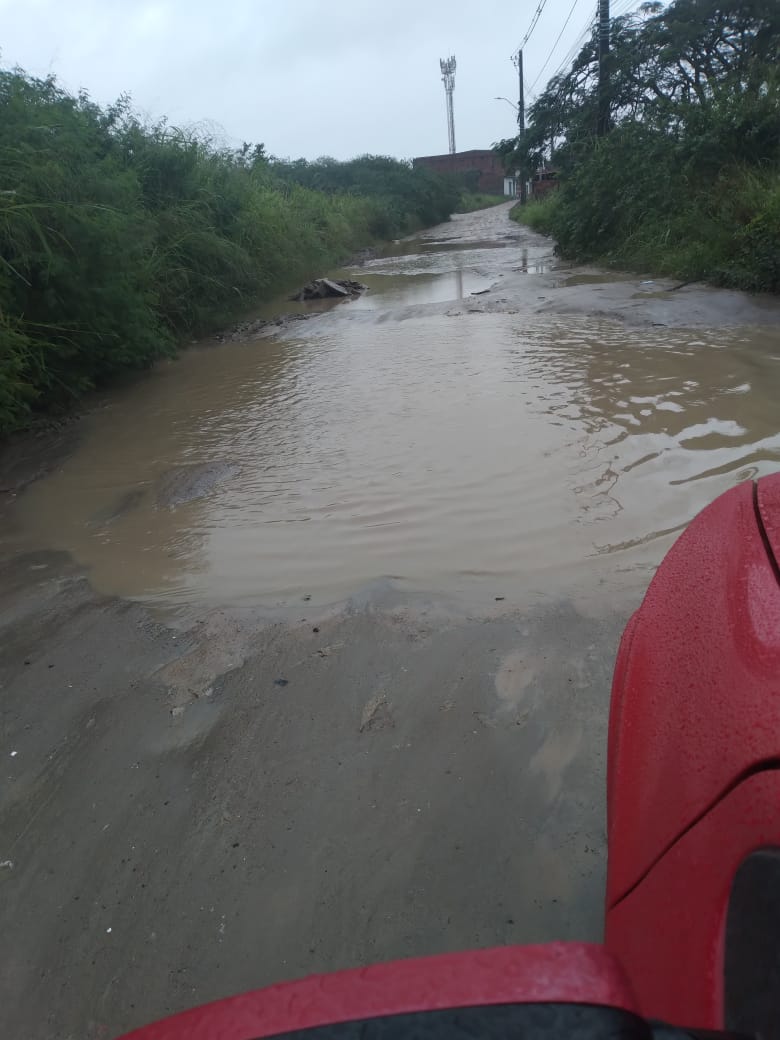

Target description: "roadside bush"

left=512, top=132, right=780, bottom=290
left=510, top=194, right=557, bottom=234
left=270, top=155, right=461, bottom=236
left=729, top=177, right=780, bottom=292
left=500, top=0, right=780, bottom=291
left=455, top=193, right=507, bottom=213
left=0, top=70, right=461, bottom=434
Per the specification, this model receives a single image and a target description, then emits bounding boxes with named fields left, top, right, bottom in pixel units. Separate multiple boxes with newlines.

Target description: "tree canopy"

left=497, top=0, right=780, bottom=291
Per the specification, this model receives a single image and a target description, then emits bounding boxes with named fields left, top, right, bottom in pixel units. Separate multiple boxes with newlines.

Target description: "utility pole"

left=440, top=56, right=457, bottom=154
left=515, top=49, right=525, bottom=138
left=597, top=0, right=611, bottom=136
left=512, top=49, right=527, bottom=203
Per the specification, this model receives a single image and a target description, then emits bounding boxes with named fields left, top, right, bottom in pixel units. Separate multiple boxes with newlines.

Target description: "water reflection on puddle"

left=350, top=270, right=493, bottom=308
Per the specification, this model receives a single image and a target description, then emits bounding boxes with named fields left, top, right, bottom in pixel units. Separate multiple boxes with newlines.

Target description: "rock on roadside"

left=291, top=278, right=367, bottom=302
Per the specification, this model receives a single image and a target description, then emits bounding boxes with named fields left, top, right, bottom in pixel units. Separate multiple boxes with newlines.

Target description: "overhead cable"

left=529, top=0, right=583, bottom=92
left=512, top=0, right=552, bottom=60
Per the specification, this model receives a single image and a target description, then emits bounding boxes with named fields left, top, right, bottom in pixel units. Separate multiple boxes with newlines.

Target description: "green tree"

left=497, top=0, right=780, bottom=292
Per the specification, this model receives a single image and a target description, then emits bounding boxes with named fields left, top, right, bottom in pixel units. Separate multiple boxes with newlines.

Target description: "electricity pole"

left=597, top=0, right=610, bottom=136
left=512, top=49, right=527, bottom=203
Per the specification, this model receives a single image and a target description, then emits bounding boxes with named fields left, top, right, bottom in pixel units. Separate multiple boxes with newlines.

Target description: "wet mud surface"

left=1, top=564, right=618, bottom=1038
left=2, top=202, right=780, bottom=1038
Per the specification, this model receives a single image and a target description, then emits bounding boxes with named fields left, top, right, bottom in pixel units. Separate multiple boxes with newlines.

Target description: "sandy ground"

left=1, top=553, right=620, bottom=1039
left=2, top=204, right=780, bottom=1039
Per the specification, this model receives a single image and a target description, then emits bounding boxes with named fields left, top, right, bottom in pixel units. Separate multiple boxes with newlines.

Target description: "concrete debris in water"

left=291, top=278, right=367, bottom=301
left=215, top=275, right=369, bottom=345
left=217, top=313, right=313, bottom=344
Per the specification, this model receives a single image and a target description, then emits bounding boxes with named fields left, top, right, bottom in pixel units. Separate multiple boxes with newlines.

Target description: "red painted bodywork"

left=606, top=771, right=780, bottom=1028
left=757, top=474, right=780, bottom=567
left=604, top=473, right=780, bottom=1028
left=606, top=478, right=780, bottom=904
left=119, top=944, right=637, bottom=1040
left=119, top=475, right=780, bottom=1038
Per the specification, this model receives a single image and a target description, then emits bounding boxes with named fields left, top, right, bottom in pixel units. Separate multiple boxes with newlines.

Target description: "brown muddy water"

left=4, top=205, right=780, bottom=612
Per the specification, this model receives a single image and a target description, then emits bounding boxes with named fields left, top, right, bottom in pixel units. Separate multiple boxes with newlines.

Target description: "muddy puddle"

left=4, top=206, right=780, bottom=612
left=557, top=273, right=634, bottom=287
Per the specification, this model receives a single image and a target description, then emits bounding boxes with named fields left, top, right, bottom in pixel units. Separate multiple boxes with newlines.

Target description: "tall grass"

left=454, top=193, right=508, bottom=213
left=0, top=70, right=461, bottom=435
left=512, top=150, right=780, bottom=292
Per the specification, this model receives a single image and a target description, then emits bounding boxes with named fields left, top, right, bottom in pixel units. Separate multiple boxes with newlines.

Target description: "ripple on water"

left=7, top=273, right=780, bottom=610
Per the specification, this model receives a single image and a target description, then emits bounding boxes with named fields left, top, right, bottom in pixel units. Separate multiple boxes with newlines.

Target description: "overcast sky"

left=0, top=0, right=642, bottom=160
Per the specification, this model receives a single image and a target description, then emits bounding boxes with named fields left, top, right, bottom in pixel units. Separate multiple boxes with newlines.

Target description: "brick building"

left=412, top=149, right=505, bottom=194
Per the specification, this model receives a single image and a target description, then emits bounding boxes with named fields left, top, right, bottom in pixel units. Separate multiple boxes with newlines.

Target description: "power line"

left=526, top=0, right=642, bottom=108
left=523, top=0, right=549, bottom=47
left=612, top=0, right=642, bottom=17
left=512, top=0, right=552, bottom=58
left=525, top=15, right=592, bottom=104
left=548, top=16, right=595, bottom=83
left=529, top=0, right=582, bottom=93
left=550, top=0, right=641, bottom=85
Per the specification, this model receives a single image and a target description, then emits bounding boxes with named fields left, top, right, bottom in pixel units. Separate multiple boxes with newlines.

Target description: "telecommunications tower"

left=439, top=55, right=457, bottom=154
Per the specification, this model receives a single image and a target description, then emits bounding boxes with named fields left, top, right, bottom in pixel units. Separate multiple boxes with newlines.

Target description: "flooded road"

left=2, top=203, right=780, bottom=1040
left=5, top=203, right=780, bottom=613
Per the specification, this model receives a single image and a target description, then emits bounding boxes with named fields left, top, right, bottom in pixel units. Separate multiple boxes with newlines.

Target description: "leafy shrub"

left=500, top=0, right=780, bottom=291
left=0, top=71, right=460, bottom=434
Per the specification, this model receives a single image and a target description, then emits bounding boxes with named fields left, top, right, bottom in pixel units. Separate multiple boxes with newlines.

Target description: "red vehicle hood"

left=606, top=474, right=780, bottom=908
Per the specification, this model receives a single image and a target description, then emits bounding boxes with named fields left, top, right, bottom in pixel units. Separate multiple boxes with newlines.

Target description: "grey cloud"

left=0, top=0, right=633, bottom=159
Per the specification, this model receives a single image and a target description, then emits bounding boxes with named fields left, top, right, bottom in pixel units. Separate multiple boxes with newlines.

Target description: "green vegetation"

left=0, top=70, right=461, bottom=435
left=268, top=155, right=460, bottom=238
left=454, top=193, right=508, bottom=213
left=498, top=0, right=780, bottom=291
left=510, top=197, right=559, bottom=234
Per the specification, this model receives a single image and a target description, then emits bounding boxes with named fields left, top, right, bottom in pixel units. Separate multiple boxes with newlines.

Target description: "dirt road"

left=2, top=203, right=780, bottom=1038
